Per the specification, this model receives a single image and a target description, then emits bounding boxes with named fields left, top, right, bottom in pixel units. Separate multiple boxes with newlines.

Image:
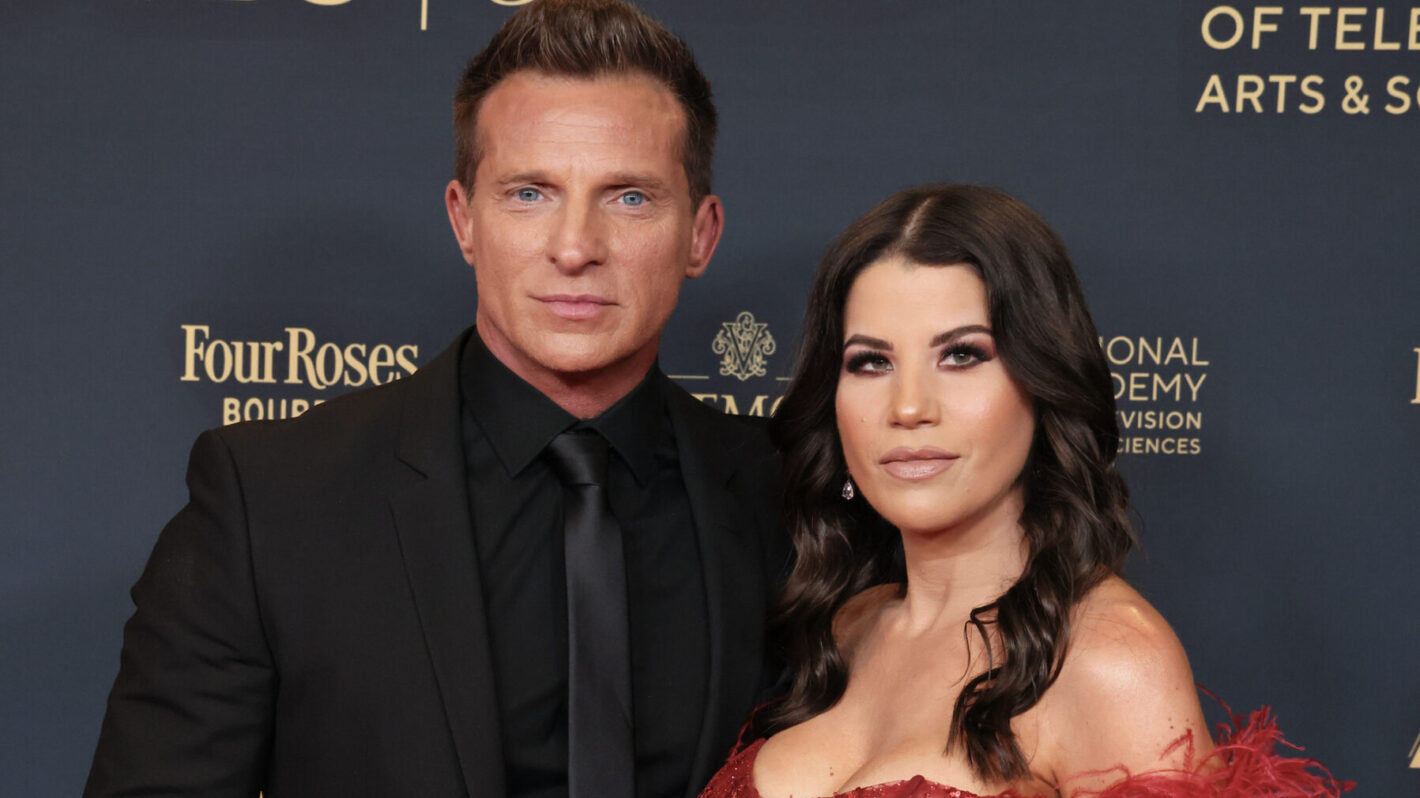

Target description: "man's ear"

left=685, top=194, right=724, bottom=279
left=445, top=179, right=477, bottom=266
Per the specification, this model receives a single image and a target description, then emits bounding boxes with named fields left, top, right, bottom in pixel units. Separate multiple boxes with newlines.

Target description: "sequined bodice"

left=697, top=738, right=993, bottom=798
left=697, top=705, right=1352, bottom=798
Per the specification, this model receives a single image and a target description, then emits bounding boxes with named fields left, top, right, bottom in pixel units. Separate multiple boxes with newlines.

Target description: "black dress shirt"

left=458, top=332, right=709, bottom=798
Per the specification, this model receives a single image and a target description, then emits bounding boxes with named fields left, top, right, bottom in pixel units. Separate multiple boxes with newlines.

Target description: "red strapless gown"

left=697, top=705, right=1353, bottom=798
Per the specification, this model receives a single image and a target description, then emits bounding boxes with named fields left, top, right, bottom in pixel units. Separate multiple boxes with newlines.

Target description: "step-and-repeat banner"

left=3, top=1, right=1417, bottom=794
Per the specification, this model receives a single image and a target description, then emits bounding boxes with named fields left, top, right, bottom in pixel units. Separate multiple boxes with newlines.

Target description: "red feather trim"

left=1066, top=697, right=1354, bottom=797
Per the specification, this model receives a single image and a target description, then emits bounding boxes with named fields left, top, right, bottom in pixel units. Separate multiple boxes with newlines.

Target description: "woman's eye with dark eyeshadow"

left=940, top=343, right=991, bottom=368
left=845, top=351, right=891, bottom=374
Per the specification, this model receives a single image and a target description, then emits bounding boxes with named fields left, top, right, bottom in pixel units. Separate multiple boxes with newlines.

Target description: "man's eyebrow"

left=490, top=171, right=671, bottom=192
left=493, top=170, right=549, bottom=187
left=930, top=325, right=991, bottom=347
left=606, top=173, right=669, bottom=191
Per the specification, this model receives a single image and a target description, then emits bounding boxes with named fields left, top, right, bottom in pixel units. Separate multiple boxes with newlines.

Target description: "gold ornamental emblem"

left=712, top=311, right=776, bottom=382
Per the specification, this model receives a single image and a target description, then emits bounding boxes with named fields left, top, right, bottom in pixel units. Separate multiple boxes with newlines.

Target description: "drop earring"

left=841, top=477, right=855, bottom=500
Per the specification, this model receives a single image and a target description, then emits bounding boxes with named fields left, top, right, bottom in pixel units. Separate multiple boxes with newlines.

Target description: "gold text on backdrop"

left=1203, top=6, right=1420, bottom=51
left=1412, top=348, right=1420, bottom=404
left=1194, top=6, right=1420, bottom=114
left=180, top=324, right=421, bottom=425
left=226, top=0, right=536, bottom=31
left=181, top=325, right=418, bottom=390
left=688, top=393, right=784, bottom=417
left=1101, top=336, right=1208, bottom=456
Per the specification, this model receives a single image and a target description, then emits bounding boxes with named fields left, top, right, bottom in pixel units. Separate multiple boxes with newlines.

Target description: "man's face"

left=446, top=70, right=722, bottom=397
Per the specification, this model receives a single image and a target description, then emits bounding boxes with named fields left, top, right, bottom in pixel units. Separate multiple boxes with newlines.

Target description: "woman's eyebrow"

left=930, top=324, right=991, bottom=347
left=843, top=334, right=891, bottom=350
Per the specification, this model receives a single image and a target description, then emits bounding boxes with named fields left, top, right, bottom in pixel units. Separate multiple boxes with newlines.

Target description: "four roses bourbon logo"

left=712, top=311, right=777, bottom=382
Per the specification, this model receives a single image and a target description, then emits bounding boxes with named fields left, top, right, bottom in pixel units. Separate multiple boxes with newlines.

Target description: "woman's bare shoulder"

left=1035, top=576, right=1212, bottom=789
left=1072, top=577, right=1182, bottom=655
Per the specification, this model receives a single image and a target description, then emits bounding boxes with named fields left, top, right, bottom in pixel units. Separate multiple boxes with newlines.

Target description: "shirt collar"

left=584, top=361, right=663, bottom=486
left=460, top=330, right=664, bottom=484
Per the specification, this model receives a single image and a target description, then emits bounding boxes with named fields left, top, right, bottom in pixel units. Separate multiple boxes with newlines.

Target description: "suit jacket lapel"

left=382, top=354, right=772, bottom=798
left=387, top=329, right=505, bottom=797
left=667, top=382, right=771, bottom=797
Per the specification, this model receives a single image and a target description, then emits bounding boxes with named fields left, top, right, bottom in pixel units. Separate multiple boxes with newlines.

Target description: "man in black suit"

left=85, top=2, right=786, bottom=796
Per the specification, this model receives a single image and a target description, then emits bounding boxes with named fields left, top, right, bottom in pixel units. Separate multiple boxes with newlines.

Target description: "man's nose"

left=547, top=199, right=608, bottom=273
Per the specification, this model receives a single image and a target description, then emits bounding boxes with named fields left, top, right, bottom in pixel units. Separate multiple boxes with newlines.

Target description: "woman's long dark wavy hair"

left=756, top=184, right=1136, bottom=783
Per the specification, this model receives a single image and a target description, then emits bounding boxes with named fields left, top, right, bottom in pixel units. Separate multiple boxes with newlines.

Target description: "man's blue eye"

left=516, top=188, right=541, bottom=202
left=621, top=191, right=646, bottom=206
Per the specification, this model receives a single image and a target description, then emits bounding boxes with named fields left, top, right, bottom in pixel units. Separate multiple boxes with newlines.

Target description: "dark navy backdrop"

left=3, top=1, right=1417, bottom=794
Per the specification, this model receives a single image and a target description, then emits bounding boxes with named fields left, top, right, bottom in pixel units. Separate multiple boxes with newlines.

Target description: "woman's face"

left=835, top=255, right=1036, bottom=537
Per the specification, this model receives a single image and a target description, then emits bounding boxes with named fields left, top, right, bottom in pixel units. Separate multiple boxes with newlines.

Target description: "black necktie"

left=544, top=430, right=635, bottom=798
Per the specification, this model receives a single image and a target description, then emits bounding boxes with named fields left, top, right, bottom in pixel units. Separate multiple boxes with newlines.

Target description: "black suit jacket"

left=86, top=328, right=787, bottom=798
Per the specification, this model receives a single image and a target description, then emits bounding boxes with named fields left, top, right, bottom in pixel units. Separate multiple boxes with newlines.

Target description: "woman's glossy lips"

left=879, top=446, right=959, bottom=480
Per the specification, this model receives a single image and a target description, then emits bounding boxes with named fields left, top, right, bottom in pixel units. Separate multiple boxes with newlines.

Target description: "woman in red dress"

left=700, top=185, right=1349, bottom=798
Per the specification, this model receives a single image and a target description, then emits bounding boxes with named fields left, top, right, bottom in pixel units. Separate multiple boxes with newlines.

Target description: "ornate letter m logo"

left=712, top=311, right=776, bottom=382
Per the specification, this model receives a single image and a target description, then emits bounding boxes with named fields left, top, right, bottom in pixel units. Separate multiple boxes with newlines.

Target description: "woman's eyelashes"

left=940, top=340, right=993, bottom=368
left=843, top=337, right=995, bottom=375
left=844, top=350, right=891, bottom=374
